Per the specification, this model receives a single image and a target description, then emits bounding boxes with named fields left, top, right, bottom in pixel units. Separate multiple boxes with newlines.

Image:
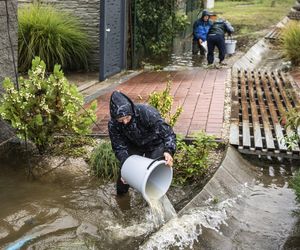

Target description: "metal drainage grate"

left=288, top=10, right=300, bottom=20
left=230, top=69, right=300, bottom=159
left=264, top=27, right=282, bottom=42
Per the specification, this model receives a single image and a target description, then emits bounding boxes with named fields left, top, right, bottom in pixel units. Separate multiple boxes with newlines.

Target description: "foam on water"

left=148, top=195, right=177, bottom=227
left=140, top=198, right=237, bottom=250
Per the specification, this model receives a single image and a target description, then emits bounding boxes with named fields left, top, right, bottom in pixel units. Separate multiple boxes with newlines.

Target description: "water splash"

left=140, top=198, right=237, bottom=250
left=148, top=195, right=177, bottom=228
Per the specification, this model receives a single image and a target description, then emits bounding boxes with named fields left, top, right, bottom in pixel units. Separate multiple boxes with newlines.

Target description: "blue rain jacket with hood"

left=108, top=91, right=176, bottom=166
left=193, top=10, right=212, bottom=42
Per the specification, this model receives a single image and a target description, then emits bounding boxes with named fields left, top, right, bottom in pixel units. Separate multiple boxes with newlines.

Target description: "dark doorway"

left=99, top=0, right=126, bottom=81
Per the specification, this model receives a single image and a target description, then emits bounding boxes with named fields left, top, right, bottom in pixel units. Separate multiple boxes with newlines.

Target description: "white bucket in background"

left=225, top=39, right=237, bottom=54
left=121, top=155, right=173, bottom=203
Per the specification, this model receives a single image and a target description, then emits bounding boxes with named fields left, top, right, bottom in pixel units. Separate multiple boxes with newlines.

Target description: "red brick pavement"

left=90, top=68, right=228, bottom=139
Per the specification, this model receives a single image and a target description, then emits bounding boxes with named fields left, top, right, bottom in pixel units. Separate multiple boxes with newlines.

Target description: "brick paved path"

left=91, top=68, right=228, bottom=139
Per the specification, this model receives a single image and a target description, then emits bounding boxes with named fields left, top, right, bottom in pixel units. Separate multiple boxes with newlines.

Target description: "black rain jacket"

left=108, top=91, right=176, bottom=166
left=208, top=19, right=234, bottom=37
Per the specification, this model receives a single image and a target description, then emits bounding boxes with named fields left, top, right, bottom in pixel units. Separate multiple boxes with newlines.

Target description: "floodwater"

left=0, top=152, right=299, bottom=249
left=144, top=36, right=206, bottom=70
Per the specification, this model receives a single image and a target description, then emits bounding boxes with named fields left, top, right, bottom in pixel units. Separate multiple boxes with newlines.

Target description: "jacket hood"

left=110, top=91, right=135, bottom=120
left=201, top=10, right=211, bottom=19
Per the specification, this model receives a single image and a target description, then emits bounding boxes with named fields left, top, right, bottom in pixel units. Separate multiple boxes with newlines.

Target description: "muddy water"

left=0, top=153, right=299, bottom=249
left=140, top=155, right=300, bottom=250
left=0, top=157, right=161, bottom=250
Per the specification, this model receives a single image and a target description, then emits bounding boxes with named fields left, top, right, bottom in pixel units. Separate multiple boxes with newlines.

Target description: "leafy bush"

left=89, top=140, right=119, bottom=181
left=134, top=0, right=189, bottom=55
left=0, top=57, right=97, bottom=153
left=173, top=132, right=218, bottom=185
left=291, top=170, right=300, bottom=202
left=281, top=22, right=300, bottom=66
left=18, top=4, right=90, bottom=72
left=148, top=77, right=183, bottom=127
left=283, top=106, right=300, bottom=150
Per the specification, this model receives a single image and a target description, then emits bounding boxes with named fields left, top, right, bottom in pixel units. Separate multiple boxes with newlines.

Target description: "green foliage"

left=0, top=57, right=97, bottom=153
left=282, top=106, right=300, bottom=150
left=213, top=0, right=295, bottom=50
left=173, top=132, right=218, bottom=185
left=281, top=22, right=300, bottom=66
left=89, top=140, right=119, bottom=181
left=134, top=0, right=189, bottom=55
left=148, top=77, right=183, bottom=127
left=18, top=4, right=90, bottom=72
left=290, top=170, right=300, bottom=202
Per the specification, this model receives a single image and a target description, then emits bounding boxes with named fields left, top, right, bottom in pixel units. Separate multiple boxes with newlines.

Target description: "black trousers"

left=116, top=143, right=165, bottom=195
left=192, top=39, right=206, bottom=55
left=207, top=34, right=226, bottom=64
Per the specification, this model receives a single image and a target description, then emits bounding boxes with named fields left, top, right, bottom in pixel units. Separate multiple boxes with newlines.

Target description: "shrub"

left=291, top=170, right=300, bottom=202
left=0, top=57, right=97, bottom=153
left=148, top=76, right=183, bottom=127
left=282, top=106, right=300, bottom=150
left=281, top=22, right=300, bottom=66
left=134, top=0, right=189, bottom=55
left=173, top=131, right=218, bottom=185
left=89, top=140, right=119, bottom=181
left=18, top=4, right=90, bottom=72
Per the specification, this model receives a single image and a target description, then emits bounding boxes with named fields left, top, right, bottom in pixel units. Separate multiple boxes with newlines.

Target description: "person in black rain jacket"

left=207, top=16, right=234, bottom=65
left=108, top=91, right=176, bottom=195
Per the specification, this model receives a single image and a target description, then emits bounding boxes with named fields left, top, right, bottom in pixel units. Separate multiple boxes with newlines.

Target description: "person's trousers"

left=116, top=143, right=165, bottom=195
left=207, top=34, right=226, bottom=64
left=192, top=39, right=206, bottom=55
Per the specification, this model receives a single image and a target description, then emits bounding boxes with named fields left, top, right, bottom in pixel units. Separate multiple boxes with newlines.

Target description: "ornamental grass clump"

left=18, top=4, right=90, bottom=72
left=89, top=140, right=119, bottom=181
left=0, top=57, right=97, bottom=153
left=291, top=170, right=300, bottom=202
left=281, top=21, right=300, bottom=66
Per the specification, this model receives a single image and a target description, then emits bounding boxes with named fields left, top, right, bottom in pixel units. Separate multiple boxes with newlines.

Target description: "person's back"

left=208, top=18, right=234, bottom=37
left=206, top=17, right=234, bottom=65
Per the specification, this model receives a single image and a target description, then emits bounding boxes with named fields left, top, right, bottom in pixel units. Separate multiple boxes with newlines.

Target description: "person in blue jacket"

left=192, top=10, right=212, bottom=56
left=108, top=91, right=176, bottom=195
left=207, top=16, right=234, bottom=65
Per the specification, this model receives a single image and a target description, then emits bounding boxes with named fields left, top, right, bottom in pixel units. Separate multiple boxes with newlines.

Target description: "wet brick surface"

left=90, top=68, right=228, bottom=139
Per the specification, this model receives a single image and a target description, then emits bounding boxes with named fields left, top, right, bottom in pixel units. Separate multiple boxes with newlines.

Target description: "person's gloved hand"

left=164, top=152, right=174, bottom=167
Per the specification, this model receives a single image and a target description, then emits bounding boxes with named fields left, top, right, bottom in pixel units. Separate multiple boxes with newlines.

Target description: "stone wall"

left=19, top=0, right=100, bottom=71
left=0, top=0, right=18, bottom=145
left=0, top=0, right=17, bottom=91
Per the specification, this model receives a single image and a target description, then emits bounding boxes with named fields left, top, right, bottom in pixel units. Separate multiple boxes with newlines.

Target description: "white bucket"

left=225, top=39, right=237, bottom=54
left=121, top=155, right=173, bottom=202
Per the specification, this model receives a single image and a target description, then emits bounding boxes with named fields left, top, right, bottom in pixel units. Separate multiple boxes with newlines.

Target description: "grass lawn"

left=211, top=0, right=295, bottom=49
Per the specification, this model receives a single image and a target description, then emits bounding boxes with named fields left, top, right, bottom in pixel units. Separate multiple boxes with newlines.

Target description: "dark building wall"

left=19, top=0, right=100, bottom=71
left=0, top=0, right=18, bottom=145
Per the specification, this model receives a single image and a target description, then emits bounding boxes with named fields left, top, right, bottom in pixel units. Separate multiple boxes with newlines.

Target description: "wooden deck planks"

left=239, top=70, right=251, bottom=148
left=229, top=69, right=300, bottom=158
left=247, top=71, right=263, bottom=149
left=253, top=71, right=276, bottom=150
